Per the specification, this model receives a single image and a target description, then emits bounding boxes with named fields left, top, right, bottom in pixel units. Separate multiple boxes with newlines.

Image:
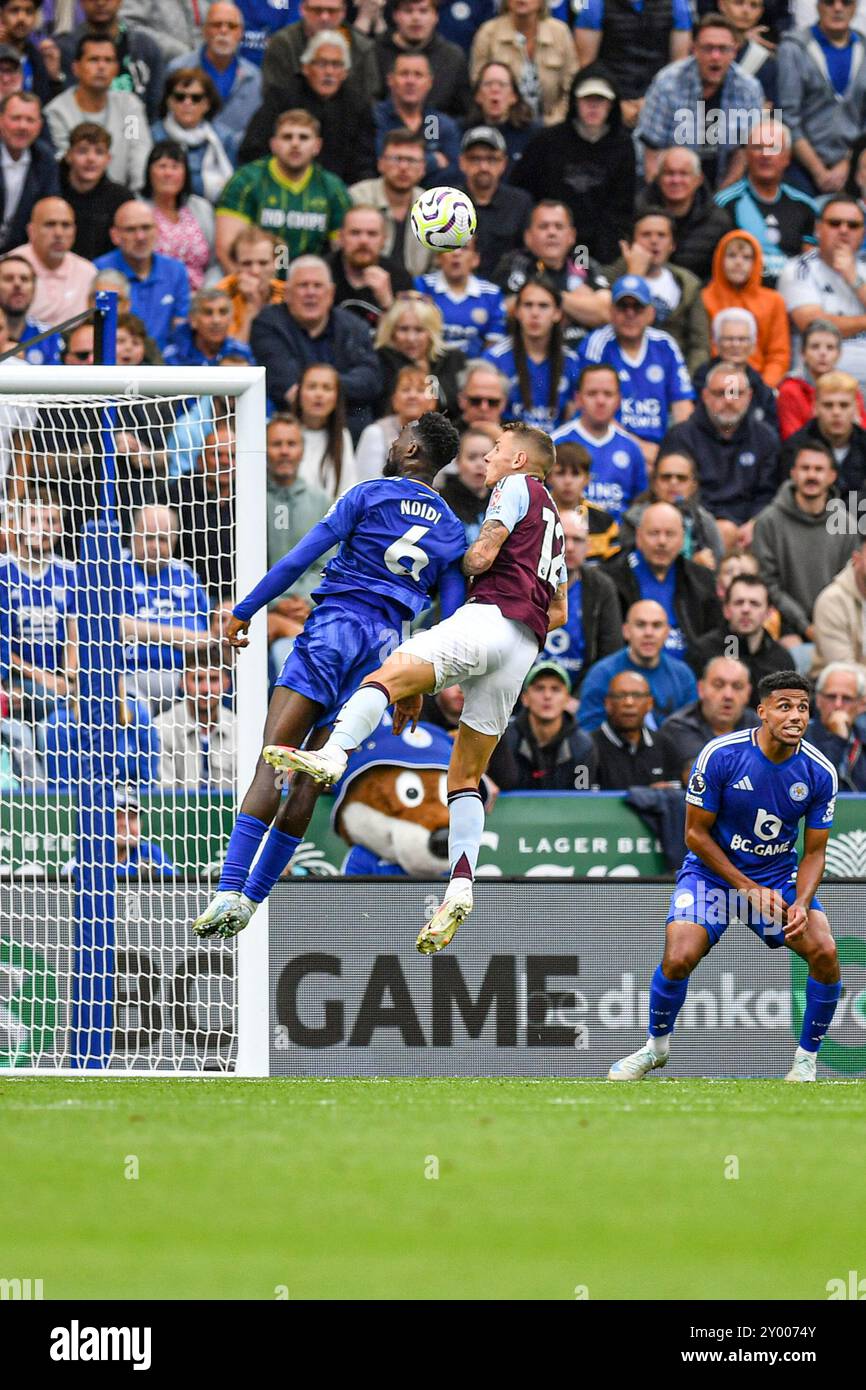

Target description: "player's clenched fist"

left=226, top=615, right=250, bottom=649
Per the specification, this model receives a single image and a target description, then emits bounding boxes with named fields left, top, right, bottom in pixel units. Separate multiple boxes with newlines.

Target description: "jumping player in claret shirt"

left=272, top=423, right=568, bottom=955
left=609, top=672, right=842, bottom=1084
left=192, top=412, right=467, bottom=940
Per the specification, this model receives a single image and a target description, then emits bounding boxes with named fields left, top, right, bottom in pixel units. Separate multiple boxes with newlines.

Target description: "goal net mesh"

left=0, top=390, right=245, bottom=1071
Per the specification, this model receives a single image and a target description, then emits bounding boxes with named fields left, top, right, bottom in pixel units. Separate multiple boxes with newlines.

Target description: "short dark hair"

left=553, top=441, right=591, bottom=476
left=381, top=127, right=426, bottom=153
left=388, top=49, right=432, bottom=73
left=412, top=411, right=459, bottom=472
left=792, top=440, right=836, bottom=471
left=725, top=572, right=769, bottom=604
left=578, top=362, right=620, bottom=394
left=161, top=66, right=221, bottom=120
left=757, top=671, right=813, bottom=703
left=144, top=140, right=192, bottom=205
left=75, top=33, right=119, bottom=61
left=632, top=206, right=676, bottom=240
left=695, top=13, right=739, bottom=41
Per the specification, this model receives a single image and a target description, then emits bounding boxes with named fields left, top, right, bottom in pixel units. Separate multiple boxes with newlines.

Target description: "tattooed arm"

left=547, top=582, right=568, bottom=632
left=462, top=519, right=509, bottom=577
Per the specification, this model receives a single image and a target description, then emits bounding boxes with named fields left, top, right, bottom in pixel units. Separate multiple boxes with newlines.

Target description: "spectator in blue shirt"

left=167, top=3, right=262, bottom=163
left=577, top=598, right=698, bottom=732
left=121, top=502, right=212, bottom=714
left=414, top=238, right=505, bottom=357
left=94, top=199, right=190, bottom=348
left=163, top=286, right=254, bottom=366
left=115, top=789, right=175, bottom=878
left=483, top=273, right=581, bottom=432
left=778, top=1, right=866, bottom=196
left=374, top=50, right=461, bottom=188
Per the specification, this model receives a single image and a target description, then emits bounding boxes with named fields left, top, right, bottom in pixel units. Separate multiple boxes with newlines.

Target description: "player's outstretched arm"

left=462, top=520, right=509, bottom=577
left=230, top=519, right=341, bottom=635
left=547, top=582, right=568, bottom=632
left=786, top=827, right=830, bottom=942
left=685, top=804, right=788, bottom=920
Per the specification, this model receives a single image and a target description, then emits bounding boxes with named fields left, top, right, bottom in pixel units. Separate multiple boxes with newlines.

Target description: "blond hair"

left=375, top=295, right=444, bottom=361
left=816, top=370, right=858, bottom=398
left=502, top=421, right=556, bottom=476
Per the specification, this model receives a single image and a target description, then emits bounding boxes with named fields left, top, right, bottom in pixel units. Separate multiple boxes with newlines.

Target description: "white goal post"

left=0, top=366, right=270, bottom=1075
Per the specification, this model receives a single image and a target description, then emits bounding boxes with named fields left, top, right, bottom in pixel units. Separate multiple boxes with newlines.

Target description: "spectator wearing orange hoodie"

left=777, top=318, right=866, bottom=440
left=702, top=229, right=790, bottom=389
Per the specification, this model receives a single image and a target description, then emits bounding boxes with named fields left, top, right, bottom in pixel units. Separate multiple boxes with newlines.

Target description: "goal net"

left=0, top=367, right=269, bottom=1074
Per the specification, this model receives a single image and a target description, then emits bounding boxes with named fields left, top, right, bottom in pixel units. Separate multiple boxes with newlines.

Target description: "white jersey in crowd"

left=777, top=249, right=866, bottom=388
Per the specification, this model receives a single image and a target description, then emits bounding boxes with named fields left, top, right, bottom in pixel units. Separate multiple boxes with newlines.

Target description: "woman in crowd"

left=374, top=294, right=466, bottom=419
left=463, top=61, right=540, bottom=168
left=470, top=0, right=577, bottom=125
left=151, top=68, right=234, bottom=206
left=777, top=319, right=866, bottom=440
left=354, top=365, right=436, bottom=483
left=143, top=141, right=215, bottom=293
left=482, top=274, right=580, bottom=432
left=290, top=363, right=356, bottom=499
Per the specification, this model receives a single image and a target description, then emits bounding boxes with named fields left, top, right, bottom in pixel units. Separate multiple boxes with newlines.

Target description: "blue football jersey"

left=0, top=554, right=76, bottom=673
left=551, top=418, right=648, bottom=522
left=682, top=728, right=837, bottom=887
left=580, top=326, right=694, bottom=443
left=121, top=556, right=211, bottom=674
left=315, top=478, right=467, bottom=622
left=414, top=270, right=506, bottom=357
left=542, top=575, right=584, bottom=688
left=483, top=339, right=582, bottom=432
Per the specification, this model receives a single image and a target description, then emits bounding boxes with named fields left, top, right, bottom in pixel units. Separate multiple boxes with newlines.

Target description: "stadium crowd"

left=3, top=0, right=866, bottom=816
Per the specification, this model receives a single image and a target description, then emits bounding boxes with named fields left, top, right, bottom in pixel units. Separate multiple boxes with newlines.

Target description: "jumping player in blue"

left=609, top=672, right=842, bottom=1083
left=193, top=412, right=466, bottom=939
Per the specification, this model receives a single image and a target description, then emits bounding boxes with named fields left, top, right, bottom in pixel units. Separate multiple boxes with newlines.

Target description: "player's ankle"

left=647, top=1034, right=670, bottom=1058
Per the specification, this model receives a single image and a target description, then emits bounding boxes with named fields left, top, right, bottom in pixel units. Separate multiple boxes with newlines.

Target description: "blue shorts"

left=275, top=599, right=398, bottom=727
left=666, top=871, right=825, bottom=950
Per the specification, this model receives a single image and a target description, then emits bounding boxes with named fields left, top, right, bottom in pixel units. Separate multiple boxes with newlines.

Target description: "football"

left=410, top=186, right=477, bottom=250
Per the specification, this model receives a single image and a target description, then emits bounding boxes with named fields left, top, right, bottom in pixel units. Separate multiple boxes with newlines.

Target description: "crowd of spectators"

left=2, top=0, right=866, bottom=813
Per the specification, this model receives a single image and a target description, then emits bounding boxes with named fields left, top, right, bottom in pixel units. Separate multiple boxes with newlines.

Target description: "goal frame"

left=0, top=365, right=270, bottom=1077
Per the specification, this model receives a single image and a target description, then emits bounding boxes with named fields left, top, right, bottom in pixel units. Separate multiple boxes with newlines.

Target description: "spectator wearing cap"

left=58, top=121, right=133, bottom=260
left=166, top=3, right=262, bottom=162
left=114, top=789, right=175, bottom=878
left=469, top=0, right=577, bottom=126
left=636, top=13, right=764, bottom=190
left=153, top=643, right=238, bottom=793
left=0, top=0, right=56, bottom=105
left=0, top=89, right=60, bottom=256
left=486, top=659, right=597, bottom=792
left=576, top=598, right=698, bottom=732
left=804, top=662, right=866, bottom=792
left=0, top=42, right=24, bottom=104
left=455, top=124, right=531, bottom=280
left=604, top=207, right=710, bottom=376
left=688, top=574, right=795, bottom=704
left=493, top=199, right=612, bottom=352
left=45, top=34, right=152, bottom=191
left=511, top=66, right=636, bottom=266
left=541, top=506, right=622, bottom=694
left=55, top=0, right=166, bottom=122
left=163, top=287, right=254, bottom=367
left=374, top=49, right=461, bottom=188
left=374, top=0, right=470, bottom=118
left=591, top=670, right=683, bottom=790
left=603, top=501, right=723, bottom=664
left=573, top=0, right=693, bottom=131
left=655, top=655, right=759, bottom=783
left=580, top=274, right=695, bottom=466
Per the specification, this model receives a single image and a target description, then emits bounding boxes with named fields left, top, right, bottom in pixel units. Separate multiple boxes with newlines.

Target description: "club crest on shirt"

left=789, top=782, right=808, bottom=802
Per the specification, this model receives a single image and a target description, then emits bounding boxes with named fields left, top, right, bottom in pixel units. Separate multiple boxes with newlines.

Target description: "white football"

left=410, top=186, right=477, bottom=250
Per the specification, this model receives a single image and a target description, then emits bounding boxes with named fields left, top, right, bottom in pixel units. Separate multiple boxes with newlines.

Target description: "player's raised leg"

left=608, top=917, right=711, bottom=1079
left=416, top=721, right=498, bottom=954
left=784, top=908, right=841, bottom=1081
left=193, top=688, right=324, bottom=938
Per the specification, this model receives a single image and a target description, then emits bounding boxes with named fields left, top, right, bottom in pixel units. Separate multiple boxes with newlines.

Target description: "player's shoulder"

left=583, top=325, right=616, bottom=359
left=485, top=338, right=514, bottom=362
left=694, top=727, right=756, bottom=774
left=799, top=738, right=839, bottom=793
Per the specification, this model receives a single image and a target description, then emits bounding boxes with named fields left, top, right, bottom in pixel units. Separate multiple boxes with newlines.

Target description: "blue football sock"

left=329, top=682, right=390, bottom=753
left=218, top=813, right=268, bottom=892
left=243, top=828, right=301, bottom=903
left=648, top=964, right=689, bottom=1038
left=447, top=788, right=484, bottom=883
left=799, top=976, right=842, bottom=1053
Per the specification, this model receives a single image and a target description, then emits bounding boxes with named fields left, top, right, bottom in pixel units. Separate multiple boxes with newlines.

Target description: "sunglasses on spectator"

left=172, top=90, right=207, bottom=103
left=465, top=395, right=502, bottom=406
left=822, top=216, right=864, bottom=229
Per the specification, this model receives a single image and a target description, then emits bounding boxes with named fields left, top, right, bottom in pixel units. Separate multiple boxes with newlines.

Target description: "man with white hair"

left=691, top=307, right=778, bottom=425
left=166, top=2, right=262, bottom=160
left=637, top=145, right=734, bottom=282
left=715, top=118, right=818, bottom=286
left=805, top=661, right=866, bottom=790
left=249, top=254, right=382, bottom=433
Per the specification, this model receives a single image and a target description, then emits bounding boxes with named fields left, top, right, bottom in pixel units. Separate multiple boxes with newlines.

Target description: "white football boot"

left=416, top=880, right=474, bottom=955
left=263, top=743, right=348, bottom=786
left=785, top=1048, right=818, bottom=1082
left=608, top=1039, right=670, bottom=1081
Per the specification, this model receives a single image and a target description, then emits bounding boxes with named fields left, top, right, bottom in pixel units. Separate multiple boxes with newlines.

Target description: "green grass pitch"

left=2, top=1077, right=864, bottom=1301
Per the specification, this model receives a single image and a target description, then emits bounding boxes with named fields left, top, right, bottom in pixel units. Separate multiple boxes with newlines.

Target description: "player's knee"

left=809, top=937, right=839, bottom=980
left=661, top=949, right=695, bottom=981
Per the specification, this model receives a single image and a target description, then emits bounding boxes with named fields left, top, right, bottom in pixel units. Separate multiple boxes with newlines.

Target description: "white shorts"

left=398, top=602, right=539, bottom=736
